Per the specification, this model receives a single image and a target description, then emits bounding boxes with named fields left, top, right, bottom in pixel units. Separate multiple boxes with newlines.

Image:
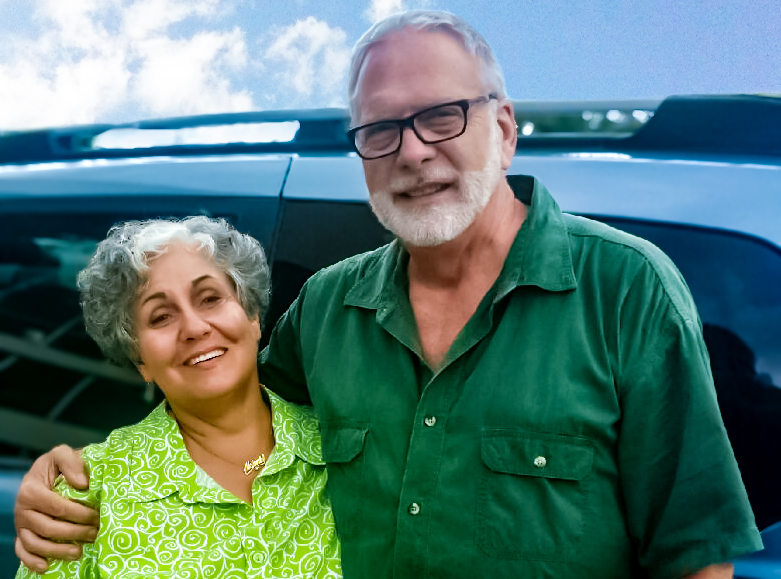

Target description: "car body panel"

left=283, top=154, right=370, bottom=201
left=735, top=523, right=781, bottom=578
left=509, top=153, right=781, bottom=248
left=0, top=155, right=291, bottom=198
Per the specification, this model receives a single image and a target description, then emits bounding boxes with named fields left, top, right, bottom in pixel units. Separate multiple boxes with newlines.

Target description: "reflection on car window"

left=0, top=192, right=280, bottom=463
left=267, top=198, right=394, bottom=346
left=600, top=217, right=781, bottom=529
left=0, top=213, right=206, bottom=458
left=0, top=214, right=158, bottom=459
left=0, top=193, right=281, bottom=576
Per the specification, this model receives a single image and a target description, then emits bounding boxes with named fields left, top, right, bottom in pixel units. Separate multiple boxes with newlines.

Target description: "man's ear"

left=496, top=99, right=517, bottom=170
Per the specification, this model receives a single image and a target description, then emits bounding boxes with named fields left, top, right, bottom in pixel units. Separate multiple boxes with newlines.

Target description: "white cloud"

left=363, top=0, right=436, bottom=23
left=35, top=0, right=117, bottom=48
left=364, top=0, right=406, bottom=23
left=264, top=17, right=350, bottom=107
left=0, top=0, right=252, bottom=130
left=121, top=0, right=220, bottom=39
left=132, top=28, right=252, bottom=117
left=0, top=12, right=130, bottom=129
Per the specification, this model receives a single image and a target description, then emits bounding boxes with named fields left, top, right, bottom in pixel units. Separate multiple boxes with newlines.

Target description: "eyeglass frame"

left=347, top=93, right=498, bottom=160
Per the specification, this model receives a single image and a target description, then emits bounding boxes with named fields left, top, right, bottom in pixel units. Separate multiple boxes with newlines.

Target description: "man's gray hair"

left=78, top=216, right=271, bottom=369
left=347, top=10, right=507, bottom=120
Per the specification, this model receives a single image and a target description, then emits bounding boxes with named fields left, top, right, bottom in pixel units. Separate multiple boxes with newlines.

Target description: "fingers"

left=15, top=529, right=84, bottom=572
left=51, top=445, right=89, bottom=489
left=14, top=446, right=99, bottom=565
left=17, top=508, right=98, bottom=543
left=15, top=534, right=50, bottom=575
left=16, top=468, right=99, bottom=528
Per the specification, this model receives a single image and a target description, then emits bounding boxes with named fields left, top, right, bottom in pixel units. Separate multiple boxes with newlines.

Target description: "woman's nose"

left=180, top=307, right=211, bottom=339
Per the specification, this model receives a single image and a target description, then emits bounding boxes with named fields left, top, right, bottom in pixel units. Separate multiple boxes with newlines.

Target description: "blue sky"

left=1, top=0, right=779, bottom=130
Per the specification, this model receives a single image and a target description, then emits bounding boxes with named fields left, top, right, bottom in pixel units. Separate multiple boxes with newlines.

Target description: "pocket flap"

left=321, top=423, right=369, bottom=463
left=481, top=430, right=594, bottom=481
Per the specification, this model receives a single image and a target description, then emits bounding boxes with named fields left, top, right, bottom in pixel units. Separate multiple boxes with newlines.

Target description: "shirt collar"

left=127, top=403, right=220, bottom=504
left=496, top=174, right=577, bottom=298
left=127, top=390, right=323, bottom=504
left=264, top=387, right=324, bottom=470
left=344, top=174, right=577, bottom=311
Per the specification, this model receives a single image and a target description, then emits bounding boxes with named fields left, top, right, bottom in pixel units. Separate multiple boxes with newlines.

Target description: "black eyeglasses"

left=348, top=94, right=498, bottom=160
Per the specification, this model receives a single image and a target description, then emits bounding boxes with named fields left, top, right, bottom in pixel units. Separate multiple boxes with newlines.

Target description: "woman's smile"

left=185, top=348, right=227, bottom=366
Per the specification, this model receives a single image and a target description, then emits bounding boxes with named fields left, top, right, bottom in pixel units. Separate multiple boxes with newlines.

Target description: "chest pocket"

left=477, top=429, right=594, bottom=561
left=321, top=423, right=369, bottom=540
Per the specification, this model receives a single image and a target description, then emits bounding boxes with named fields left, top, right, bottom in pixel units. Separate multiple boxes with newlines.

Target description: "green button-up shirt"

left=261, top=175, right=761, bottom=579
left=16, top=390, right=341, bottom=579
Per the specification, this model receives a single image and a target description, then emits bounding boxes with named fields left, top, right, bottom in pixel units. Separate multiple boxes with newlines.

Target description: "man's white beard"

left=368, top=126, right=504, bottom=248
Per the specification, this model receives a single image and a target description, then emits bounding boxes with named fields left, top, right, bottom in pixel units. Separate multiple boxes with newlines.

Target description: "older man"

left=15, top=10, right=761, bottom=579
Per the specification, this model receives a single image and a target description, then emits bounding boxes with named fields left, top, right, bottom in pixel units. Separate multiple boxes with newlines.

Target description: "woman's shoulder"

left=78, top=402, right=172, bottom=474
left=54, top=403, right=174, bottom=508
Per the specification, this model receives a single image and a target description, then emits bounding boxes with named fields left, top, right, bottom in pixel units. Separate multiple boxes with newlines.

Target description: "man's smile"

left=395, top=182, right=455, bottom=201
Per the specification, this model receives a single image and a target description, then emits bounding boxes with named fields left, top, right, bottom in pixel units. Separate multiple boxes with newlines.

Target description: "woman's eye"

left=202, top=294, right=222, bottom=306
left=150, top=313, right=169, bottom=326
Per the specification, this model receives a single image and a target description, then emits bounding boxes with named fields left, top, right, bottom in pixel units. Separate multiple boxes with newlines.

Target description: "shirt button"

left=534, top=456, right=547, bottom=468
left=408, top=502, right=421, bottom=515
left=423, top=416, right=437, bottom=427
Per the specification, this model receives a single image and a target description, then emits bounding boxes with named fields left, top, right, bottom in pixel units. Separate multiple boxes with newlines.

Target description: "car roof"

left=1, top=94, right=779, bottom=248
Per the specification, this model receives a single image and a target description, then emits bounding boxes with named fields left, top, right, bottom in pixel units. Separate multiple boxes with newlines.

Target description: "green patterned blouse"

left=16, top=389, right=341, bottom=579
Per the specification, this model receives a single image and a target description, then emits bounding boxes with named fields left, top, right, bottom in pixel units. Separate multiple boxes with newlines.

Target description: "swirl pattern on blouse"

left=16, top=388, right=341, bottom=579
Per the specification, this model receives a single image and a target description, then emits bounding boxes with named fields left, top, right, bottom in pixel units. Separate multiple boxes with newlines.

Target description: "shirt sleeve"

left=616, top=261, right=763, bottom=579
left=260, top=281, right=313, bottom=405
left=14, top=445, right=107, bottom=579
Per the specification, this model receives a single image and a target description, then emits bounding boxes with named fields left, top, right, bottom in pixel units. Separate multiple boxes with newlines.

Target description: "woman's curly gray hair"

left=78, top=216, right=271, bottom=368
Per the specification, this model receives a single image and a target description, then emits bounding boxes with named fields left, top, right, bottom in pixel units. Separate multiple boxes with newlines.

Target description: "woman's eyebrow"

left=192, top=274, right=216, bottom=287
left=140, top=291, right=166, bottom=307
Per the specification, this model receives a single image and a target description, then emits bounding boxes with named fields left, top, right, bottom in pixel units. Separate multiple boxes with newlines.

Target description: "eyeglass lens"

left=356, top=103, right=466, bottom=158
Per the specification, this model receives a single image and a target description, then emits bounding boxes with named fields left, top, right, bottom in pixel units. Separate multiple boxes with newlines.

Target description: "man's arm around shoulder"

left=14, top=445, right=98, bottom=573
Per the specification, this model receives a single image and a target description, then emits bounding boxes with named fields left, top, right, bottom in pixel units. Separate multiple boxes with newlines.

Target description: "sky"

left=0, top=0, right=779, bottom=131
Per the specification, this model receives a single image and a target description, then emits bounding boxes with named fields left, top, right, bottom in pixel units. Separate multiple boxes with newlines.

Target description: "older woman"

left=15, top=217, right=341, bottom=578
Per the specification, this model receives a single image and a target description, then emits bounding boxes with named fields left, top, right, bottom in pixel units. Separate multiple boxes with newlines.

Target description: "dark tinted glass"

left=0, top=196, right=279, bottom=458
left=0, top=194, right=280, bottom=573
left=600, top=217, right=781, bottom=530
left=268, top=198, right=394, bottom=346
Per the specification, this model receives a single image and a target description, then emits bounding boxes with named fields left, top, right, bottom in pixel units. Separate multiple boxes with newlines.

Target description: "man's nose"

left=396, top=126, right=436, bottom=165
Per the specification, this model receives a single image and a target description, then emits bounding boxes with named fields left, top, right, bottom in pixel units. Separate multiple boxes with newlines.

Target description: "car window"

left=0, top=195, right=279, bottom=458
left=266, top=198, right=394, bottom=345
left=599, top=217, right=781, bottom=530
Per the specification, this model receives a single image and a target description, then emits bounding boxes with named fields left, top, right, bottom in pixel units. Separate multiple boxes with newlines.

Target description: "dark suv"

left=0, top=94, right=779, bottom=577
